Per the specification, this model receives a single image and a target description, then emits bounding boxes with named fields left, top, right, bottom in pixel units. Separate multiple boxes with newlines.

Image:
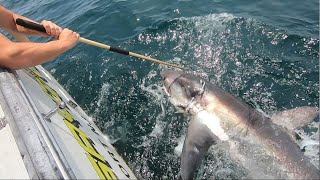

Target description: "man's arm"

left=0, top=5, right=61, bottom=37
left=0, top=5, right=19, bottom=31
left=0, top=29, right=79, bottom=69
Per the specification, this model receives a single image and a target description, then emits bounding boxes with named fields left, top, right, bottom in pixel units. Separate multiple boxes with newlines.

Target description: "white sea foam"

left=295, top=121, right=320, bottom=169
left=97, top=83, right=111, bottom=107
left=139, top=70, right=164, bottom=102
left=49, top=68, right=56, bottom=74
left=136, top=70, right=168, bottom=148
left=149, top=121, right=166, bottom=138
left=89, top=71, right=92, bottom=81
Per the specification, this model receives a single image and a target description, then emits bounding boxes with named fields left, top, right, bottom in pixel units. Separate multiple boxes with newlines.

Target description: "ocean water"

left=2, top=0, right=319, bottom=179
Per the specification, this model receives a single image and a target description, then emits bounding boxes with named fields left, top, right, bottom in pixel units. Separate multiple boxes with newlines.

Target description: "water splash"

left=49, top=11, right=319, bottom=179
left=296, top=120, right=320, bottom=169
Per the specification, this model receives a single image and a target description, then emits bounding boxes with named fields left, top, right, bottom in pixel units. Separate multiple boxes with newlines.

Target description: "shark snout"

left=160, top=70, right=184, bottom=83
left=161, top=70, right=182, bottom=90
left=160, top=71, right=167, bottom=78
left=160, top=71, right=168, bottom=81
left=161, top=70, right=184, bottom=97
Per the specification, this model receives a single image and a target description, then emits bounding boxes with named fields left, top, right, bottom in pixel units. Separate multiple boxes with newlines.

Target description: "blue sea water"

left=1, top=0, right=319, bottom=179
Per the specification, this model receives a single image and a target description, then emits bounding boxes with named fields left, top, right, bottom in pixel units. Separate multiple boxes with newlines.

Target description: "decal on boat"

left=24, top=67, right=132, bottom=179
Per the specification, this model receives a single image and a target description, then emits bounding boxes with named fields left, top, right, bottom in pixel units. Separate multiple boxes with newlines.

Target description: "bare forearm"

left=0, top=5, right=16, bottom=30
left=2, top=40, right=72, bottom=69
left=0, top=6, right=79, bottom=69
left=0, top=5, right=49, bottom=36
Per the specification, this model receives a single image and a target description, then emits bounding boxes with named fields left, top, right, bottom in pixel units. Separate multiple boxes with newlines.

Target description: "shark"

left=161, top=70, right=319, bottom=180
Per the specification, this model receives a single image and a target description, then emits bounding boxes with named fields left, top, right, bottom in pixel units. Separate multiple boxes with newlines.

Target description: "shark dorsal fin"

left=270, top=106, right=319, bottom=134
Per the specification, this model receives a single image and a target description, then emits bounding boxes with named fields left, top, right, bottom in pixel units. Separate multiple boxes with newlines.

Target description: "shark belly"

left=199, top=108, right=289, bottom=179
left=194, top=98, right=319, bottom=179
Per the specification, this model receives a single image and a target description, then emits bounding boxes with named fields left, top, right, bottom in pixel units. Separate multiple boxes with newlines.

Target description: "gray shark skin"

left=161, top=70, right=319, bottom=180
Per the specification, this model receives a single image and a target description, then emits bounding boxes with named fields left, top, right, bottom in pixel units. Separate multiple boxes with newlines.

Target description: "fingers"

left=41, top=20, right=63, bottom=37
left=58, top=28, right=80, bottom=49
left=60, top=28, right=80, bottom=39
left=73, top=31, right=80, bottom=39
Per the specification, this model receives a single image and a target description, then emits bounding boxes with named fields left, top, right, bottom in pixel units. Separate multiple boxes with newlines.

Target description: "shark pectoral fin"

left=271, top=106, right=319, bottom=134
left=180, top=118, right=219, bottom=180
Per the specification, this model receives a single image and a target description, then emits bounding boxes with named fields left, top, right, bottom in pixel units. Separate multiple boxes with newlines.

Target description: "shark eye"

left=183, top=87, right=194, bottom=97
left=190, top=90, right=199, bottom=98
left=182, top=84, right=198, bottom=98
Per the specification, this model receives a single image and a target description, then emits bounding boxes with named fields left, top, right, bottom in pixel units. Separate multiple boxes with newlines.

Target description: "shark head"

left=161, top=70, right=206, bottom=114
